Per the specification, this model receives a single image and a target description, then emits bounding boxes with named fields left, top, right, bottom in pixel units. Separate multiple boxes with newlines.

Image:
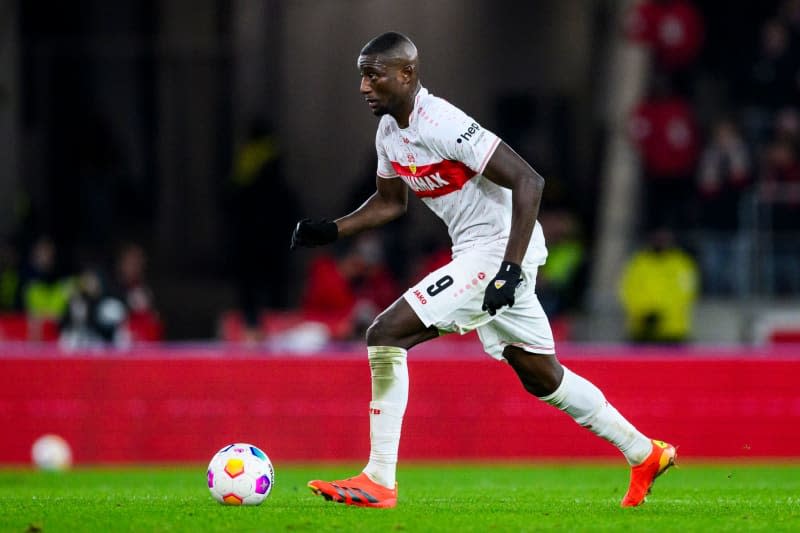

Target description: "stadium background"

left=0, top=0, right=799, bottom=465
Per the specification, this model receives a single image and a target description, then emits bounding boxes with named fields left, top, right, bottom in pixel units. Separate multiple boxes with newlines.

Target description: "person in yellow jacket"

left=619, top=228, right=699, bottom=343
left=22, top=237, right=73, bottom=321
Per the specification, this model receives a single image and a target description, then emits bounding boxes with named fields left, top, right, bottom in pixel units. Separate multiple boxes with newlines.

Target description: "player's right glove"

left=290, top=218, right=338, bottom=249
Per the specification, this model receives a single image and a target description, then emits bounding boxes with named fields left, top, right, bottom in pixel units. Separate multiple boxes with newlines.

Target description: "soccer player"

left=291, top=32, right=675, bottom=509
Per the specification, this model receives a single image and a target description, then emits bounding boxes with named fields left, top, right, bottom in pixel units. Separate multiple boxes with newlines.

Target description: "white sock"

left=539, top=366, right=652, bottom=465
left=363, top=346, right=408, bottom=488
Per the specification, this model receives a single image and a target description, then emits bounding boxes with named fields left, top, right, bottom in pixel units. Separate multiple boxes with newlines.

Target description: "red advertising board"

left=1, top=343, right=798, bottom=464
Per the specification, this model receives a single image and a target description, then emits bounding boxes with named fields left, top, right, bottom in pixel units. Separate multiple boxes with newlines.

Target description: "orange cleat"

left=621, top=439, right=677, bottom=508
left=308, top=473, right=397, bottom=508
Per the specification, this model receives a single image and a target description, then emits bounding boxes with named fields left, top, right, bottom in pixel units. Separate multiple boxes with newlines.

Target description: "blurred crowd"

left=0, top=236, right=161, bottom=347
left=3, top=0, right=797, bottom=347
left=618, top=0, right=800, bottom=342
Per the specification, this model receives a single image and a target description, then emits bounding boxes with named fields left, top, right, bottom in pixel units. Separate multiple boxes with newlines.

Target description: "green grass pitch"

left=1, top=462, right=798, bottom=532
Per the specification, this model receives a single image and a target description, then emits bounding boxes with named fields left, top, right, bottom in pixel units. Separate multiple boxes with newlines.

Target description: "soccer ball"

left=31, top=434, right=73, bottom=471
left=207, top=443, right=275, bottom=505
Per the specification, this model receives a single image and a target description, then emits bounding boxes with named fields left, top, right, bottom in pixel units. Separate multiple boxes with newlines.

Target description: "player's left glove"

left=482, top=261, right=522, bottom=316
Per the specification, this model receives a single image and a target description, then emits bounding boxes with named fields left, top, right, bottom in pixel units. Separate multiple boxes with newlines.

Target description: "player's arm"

left=480, top=142, right=545, bottom=315
left=482, top=142, right=544, bottom=265
left=290, top=176, right=407, bottom=249
left=335, top=176, right=408, bottom=238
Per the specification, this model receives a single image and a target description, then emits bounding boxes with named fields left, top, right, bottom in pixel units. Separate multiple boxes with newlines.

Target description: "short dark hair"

left=360, top=32, right=414, bottom=56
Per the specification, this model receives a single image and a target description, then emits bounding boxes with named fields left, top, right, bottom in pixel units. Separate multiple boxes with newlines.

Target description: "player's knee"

left=505, top=348, right=562, bottom=397
left=365, top=315, right=398, bottom=346
left=510, top=366, right=547, bottom=396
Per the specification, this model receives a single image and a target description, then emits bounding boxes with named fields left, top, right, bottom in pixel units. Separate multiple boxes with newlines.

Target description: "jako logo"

left=413, top=289, right=428, bottom=304
left=459, top=122, right=481, bottom=142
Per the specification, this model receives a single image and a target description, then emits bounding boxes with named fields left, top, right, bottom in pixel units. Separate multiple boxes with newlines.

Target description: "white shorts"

left=403, top=250, right=555, bottom=360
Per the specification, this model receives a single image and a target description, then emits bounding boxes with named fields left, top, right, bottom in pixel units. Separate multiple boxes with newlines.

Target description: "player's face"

left=358, top=55, right=408, bottom=117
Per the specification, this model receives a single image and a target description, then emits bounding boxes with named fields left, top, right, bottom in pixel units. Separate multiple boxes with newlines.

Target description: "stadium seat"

left=768, top=329, right=800, bottom=344
left=0, top=313, right=59, bottom=341
left=0, top=313, right=28, bottom=340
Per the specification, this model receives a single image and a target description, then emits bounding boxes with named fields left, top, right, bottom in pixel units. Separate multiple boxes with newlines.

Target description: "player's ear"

left=401, top=64, right=415, bottom=84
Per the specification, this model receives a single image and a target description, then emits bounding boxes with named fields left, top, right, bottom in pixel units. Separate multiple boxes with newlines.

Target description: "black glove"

left=482, top=261, right=523, bottom=316
left=290, top=218, right=338, bottom=249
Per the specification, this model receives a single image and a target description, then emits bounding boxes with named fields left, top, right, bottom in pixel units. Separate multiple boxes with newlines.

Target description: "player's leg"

left=366, top=296, right=441, bottom=349
left=308, top=298, right=439, bottom=507
left=361, top=298, right=438, bottom=490
left=502, top=347, right=563, bottom=396
left=309, top=253, right=490, bottom=507
left=357, top=254, right=495, bottom=489
left=479, top=266, right=677, bottom=507
left=504, top=347, right=653, bottom=460
left=503, top=347, right=676, bottom=506
left=480, top=275, right=654, bottom=462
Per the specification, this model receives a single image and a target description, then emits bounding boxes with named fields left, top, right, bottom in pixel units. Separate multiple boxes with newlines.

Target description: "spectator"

left=655, top=0, right=703, bottom=72
left=113, top=242, right=163, bottom=341
left=619, top=228, right=699, bottom=343
left=114, top=243, right=155, bottom=315
left=625, top=0, right=663, bottom=46
left=302, top=254, right=356, bottom=316
left=629, top=75, right=701, bottom=229
left=758, top=122, right=800, bottom=294
left=760, top=108, right=800, bottom=220
left=695, top=117, right=752, bottom=295
left=225, top=118, right=300, bottom=339
left=738, top=19, right=799, bottom=144
left=59, top=267, right=128, bottom=350
left=761, top=135, right=800, bottom=199
left=21, top=236, right=73, bottom=322
left=301, top=233, right=399, bottom=339
left=536, top=210, right=586, bottom=317
left=698, top=117, right=752, bottom=199
left=625, top=0, right=704, bottom=72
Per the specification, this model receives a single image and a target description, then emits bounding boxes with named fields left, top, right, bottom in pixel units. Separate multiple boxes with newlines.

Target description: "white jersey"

left=375, top=86, right=547, bottom=267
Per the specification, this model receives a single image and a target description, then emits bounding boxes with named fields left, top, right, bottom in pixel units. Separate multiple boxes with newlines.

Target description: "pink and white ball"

left=207, top=443, right=274, bottom=505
